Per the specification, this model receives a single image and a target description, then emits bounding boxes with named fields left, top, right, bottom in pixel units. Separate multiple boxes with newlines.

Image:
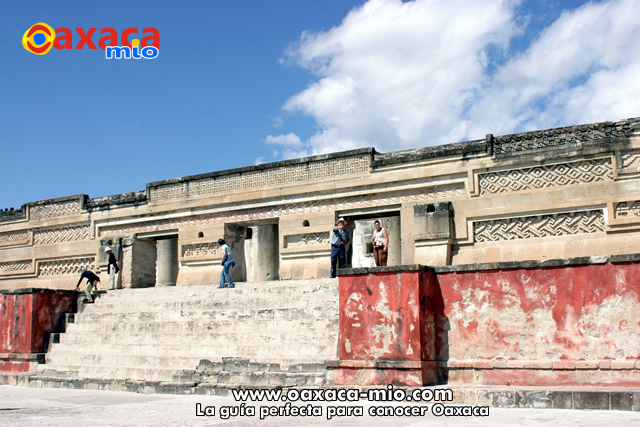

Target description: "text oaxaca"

left=22, top=23, right=159, bottom=59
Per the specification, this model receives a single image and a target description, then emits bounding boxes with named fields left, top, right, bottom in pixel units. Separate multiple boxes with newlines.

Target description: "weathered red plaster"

left=478, top=368, right=640, bottom=387
left=336, top=259, right=640, bottom=387
left=0, top=360, right=32, bottom=373
left=435, top=262, right=640, bottom=363
left=333, top=366, right=437, bottom=386
left=0, top=290, right=75, bottom=355
left=335, top=270, right=439, bottom=385
left=339, top=271, right=435, bottom=361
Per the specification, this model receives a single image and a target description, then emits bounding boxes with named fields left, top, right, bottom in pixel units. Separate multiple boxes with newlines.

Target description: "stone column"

left=156, top=238, right=178, bottom=286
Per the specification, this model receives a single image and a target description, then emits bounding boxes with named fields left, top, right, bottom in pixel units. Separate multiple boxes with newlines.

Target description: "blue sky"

left=1, top=0, right=639, bottom=210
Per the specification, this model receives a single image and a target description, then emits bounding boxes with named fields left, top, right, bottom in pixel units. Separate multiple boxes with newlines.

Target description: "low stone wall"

left=336, top=254, right=640, bottom=387
left=332, top=267, right=438, bottom=386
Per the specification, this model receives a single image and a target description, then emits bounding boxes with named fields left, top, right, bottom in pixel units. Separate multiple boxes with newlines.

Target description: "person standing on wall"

left=371, top=220, right=389, bottom=267
left=75, top=270, right=100, bottom=303
left=218, top=238, right=235, bottom=288
left=330, top=218, right=350, bottom=278
left=105, top=247, right=119, bottom=290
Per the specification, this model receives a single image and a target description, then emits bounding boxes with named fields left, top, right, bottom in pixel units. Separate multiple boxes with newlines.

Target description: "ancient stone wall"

left=337, top=256, right=640, bottom=387
left=434, top=256, right=640, bottom=386
left=0, top=118, right=639, bottom=289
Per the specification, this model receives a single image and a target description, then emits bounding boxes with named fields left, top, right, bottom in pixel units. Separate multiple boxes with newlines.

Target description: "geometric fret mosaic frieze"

left=33, top=225, right=91, bottom=245
left=29, top=200, right=83, bottom=220
left=100, top=184, right=466, bottom=236
left=182, top=242, right=220, bottom=258
left=474, top=210, right=605, bottom=242
left=150, top=155, right=372, bottom=202
left=0, top=229, right=29, bottom=245
left=615, top=201, right=640, bottom=218
left=492, top=119, right=638, bottom=154
left=621, top=152, right=640, bottom=173
left=479, top=159, right=612, bottom=195
left=0, top=260, right=32, bottom=273
left=38, top=257, right=95, bottom=276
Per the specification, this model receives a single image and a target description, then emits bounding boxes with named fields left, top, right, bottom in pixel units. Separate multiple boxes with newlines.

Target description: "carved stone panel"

left=0, top=230, right=29, bottom=247
left=29, top=200, right=83, bottom=220
left=479, top=159, right=612, bottom=195
left=181, top=242, right=220, bottom=258
left=102, top=184, right=465, bottom=237
left=615, top=201, right=640, bottom=218
left=474, top=210, right=605, bottom=242
left=285, top=232, right=331, bottom=248
left=38, top=257, right=95, bottom=276
left=0, top=260, right=32, bottom=274
left=620, top=151, right=640, bottom=175
left=150, top=155, right=372, bottom=202
left=33, top=225, right=91, bottom=245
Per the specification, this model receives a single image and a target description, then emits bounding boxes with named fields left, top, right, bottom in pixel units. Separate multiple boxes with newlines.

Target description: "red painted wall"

left=435, top=262, right=640, bottom=363
left=0, top=290, right=76, bottom=354
left=339, top=270, right=436, bottom=361
left=337, top=259, right=640, bottom=386
left=0, top=293, right=32, bottom=354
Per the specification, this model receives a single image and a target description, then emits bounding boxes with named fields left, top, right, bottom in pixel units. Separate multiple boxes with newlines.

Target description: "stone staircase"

left=29, top=279, right=339, bottom=394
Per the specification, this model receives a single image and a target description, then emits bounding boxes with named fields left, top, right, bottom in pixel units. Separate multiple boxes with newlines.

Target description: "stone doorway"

left=344, top=212, right=401, bottom=268
left=225, top=221, right=279, bottom=283
left=128, top=231, right=179, bottom=287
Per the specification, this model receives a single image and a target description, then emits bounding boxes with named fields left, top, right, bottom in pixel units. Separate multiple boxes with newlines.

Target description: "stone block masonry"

left=0, top=117, right=638, bottom=290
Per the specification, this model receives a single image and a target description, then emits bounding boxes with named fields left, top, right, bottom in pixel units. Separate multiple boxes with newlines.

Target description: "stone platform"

left=24, top=279, right=339, bottom=393
left=2, top=277, right=638, bottom=412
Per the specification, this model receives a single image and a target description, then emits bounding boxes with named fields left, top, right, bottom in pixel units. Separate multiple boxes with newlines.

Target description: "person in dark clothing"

left=105, top=247, right=119, bottom=290
left=330, top=218, right=350, bottom=278
left=76, top=270, right=100, bottom=302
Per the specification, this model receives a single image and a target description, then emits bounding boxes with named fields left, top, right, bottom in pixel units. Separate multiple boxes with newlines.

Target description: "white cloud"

left=274, top=0, right=640, bottom=155
left=265, top=132, right=305, bottom=147
left=254, top=157, right=265, bottom=165
left=466, top=0, right=640, bottom=137
left=264, top=132, right=310, bottom=159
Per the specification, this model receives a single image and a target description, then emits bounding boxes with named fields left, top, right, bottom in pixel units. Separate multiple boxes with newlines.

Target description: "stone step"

left=43, top=353, right=203, bottom=371
left=199, top=371, right=328, bottom=388
left=36, top=364, right=191, bottom=382
left=34, top=359, right=331, bottom=386
left=45, top=342, right=338, bottom=359
left=56, top=330, right=337, bottom=346
left=33, top=279, right=339, bottom=391
left=75, top=307, right=337, bottom=323
left=89, top=293, right=338, bottom=313
left=100, top=279, right=337, bottom=293
left=42, top=353, right=332, bottom=371
left=65, top=318, right=338, bottom=334
left=100, top=279, right=337, bottom=300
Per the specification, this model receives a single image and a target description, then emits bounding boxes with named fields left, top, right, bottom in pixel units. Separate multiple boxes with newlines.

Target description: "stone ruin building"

left=1, top=117, right=638, bottom=289
left=1, top=117, right=639, bottom=405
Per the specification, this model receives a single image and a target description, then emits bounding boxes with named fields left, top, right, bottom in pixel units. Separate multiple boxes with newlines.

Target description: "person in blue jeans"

left=218, top=238, right=235, bottom=288
left=330, top=218, right=350, bottom=278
